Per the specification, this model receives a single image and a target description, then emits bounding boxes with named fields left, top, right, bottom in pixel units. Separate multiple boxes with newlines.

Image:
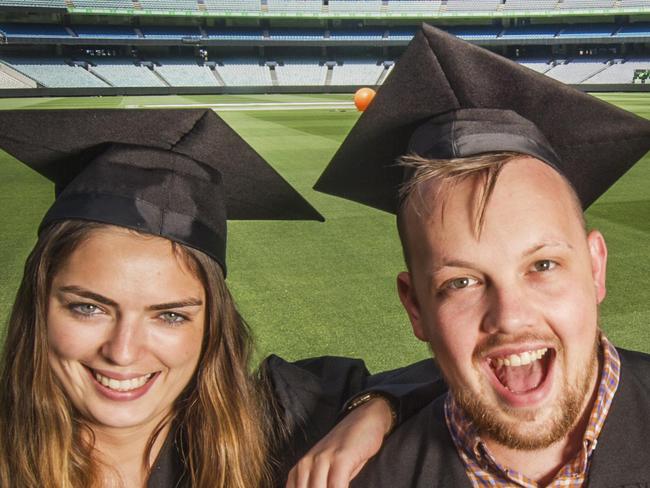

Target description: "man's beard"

left=450, top=336, right=600, bottom=450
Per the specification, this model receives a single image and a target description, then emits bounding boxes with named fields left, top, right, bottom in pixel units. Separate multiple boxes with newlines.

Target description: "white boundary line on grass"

left=124, top=101, right=356, bottom=111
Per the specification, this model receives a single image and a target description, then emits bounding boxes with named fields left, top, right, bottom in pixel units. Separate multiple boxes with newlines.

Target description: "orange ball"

left=354, top=87, right=376, bottom=112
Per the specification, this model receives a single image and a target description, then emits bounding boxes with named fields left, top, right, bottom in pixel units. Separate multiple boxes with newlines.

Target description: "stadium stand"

left=216, top=59, right=272, bottom=86
left=518, top=58, right=555, bottom=74
left=70, top=0, right=135, bottom=8
left=0, top=57, right=107, bottom=88
left=154, top=58, right=220, bottom=86
left=544, top=57, right=611, bottom=84
left=267, top=0, right=322, bottom=14
left=558, top=0, right=614, bottom=8
left=386, top=1, right=442, bottom=14
left=268, top=29, right=323, bottom=41
left=205, top=28, right=262, bottom=40
left=586, top=57, right=650, bottom=83
left=138, top=0, right=200, bottom=11
left=328, top=0, right=383, bottom=14
left=88, top=58, right=166, bottom=87
left=140, top=26, right=202, bottom=39
left=445, top=26, right=501, bottom=41
left=502, top=25, right=559, bottom=39
left=72, top=25, right=139, bottom=39
left=275, top=59, right=327, bottom=86
left=503, top=0, right=559, bottom=10
left=330, top=60, right=384, bottom=85
left=557, top=23, right=616, bottom=38
left=330, top=29, right=385, bottom=40
left=0, top=66, right=35, bottom=88
left=0, top=23, right=70, bottom=39
left=617, top=23, right=650, bottom=37
left=202, top=0, right=260, bottom=13
left=445, top=0, right=500, bottom=12
left=0, top=0, right=65, bottom=7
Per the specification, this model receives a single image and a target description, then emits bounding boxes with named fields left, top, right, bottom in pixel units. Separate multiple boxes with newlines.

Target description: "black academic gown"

left=145, top=355, right=442, bottom=488
left=350, top=348, right=650, bottom=488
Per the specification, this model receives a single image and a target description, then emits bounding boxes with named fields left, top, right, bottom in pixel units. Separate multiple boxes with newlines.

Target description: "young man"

left=312, top=24, right=650, bottom=486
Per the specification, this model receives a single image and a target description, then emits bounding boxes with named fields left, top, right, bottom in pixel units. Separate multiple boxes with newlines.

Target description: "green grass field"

left=1, top=93, right=649, bottom=371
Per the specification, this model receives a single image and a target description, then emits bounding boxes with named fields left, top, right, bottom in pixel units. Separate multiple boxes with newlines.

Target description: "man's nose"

left=100, top=316, right=145, bottom=366
left=481, top=283, right=537, bottom=335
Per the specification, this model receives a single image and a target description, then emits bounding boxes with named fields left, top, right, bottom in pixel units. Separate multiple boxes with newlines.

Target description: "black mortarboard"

left=0, top=109, right=323, bottom=275
left=314, top=24, right=650, bottom=213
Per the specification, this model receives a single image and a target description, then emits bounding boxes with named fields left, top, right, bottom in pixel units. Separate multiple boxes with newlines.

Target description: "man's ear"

left=397, top=271, right=428, bottom=342
left=587, top=230, right=608, bottom=304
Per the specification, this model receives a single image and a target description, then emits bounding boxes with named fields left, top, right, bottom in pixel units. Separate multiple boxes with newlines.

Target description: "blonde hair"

left=396, top=152, right=585, bottom=267
left=0, top=220, right=274, bottom=488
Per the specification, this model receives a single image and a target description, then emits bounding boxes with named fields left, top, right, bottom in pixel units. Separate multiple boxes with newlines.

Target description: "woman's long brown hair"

left=0, top=220, right=273, bottom=487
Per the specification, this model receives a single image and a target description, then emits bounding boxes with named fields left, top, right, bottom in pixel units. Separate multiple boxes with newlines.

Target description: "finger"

left=286, top=457, right=311, bottom=488
left=326, top=454, right=359, bottom=488
left=307, top=452, right=333, bottom=488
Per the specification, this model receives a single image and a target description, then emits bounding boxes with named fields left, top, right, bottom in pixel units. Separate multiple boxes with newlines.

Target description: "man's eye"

left=70, top=303, right=102, bottom=316
left=445, top=277, right=478, bottom=290
left=533, top=260, right=557, bottom=272
left=159, top=312, right=188, bottom=325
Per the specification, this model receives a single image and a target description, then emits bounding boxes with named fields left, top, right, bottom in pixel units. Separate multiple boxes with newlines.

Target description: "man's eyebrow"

left=430, top=259, right=477, bottom=274
left=57, top=286, right=118, bottom=307
left=147, top=299, right=203, bottom=311
left=522, top=240, right=574, bottom=257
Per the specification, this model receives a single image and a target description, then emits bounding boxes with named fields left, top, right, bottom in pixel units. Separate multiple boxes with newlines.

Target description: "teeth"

left=491, top=348, right=548, bottom=369
left=94, top=372, right=153, bottom=392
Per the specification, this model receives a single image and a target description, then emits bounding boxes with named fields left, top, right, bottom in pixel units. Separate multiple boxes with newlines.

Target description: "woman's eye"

left=445, top=277, right=478, bottom=290
left=159, top=312, right=187, bottom=325
left=70, top=303, right=102, bottom=316
left=533, top=260, right=557, bottom=272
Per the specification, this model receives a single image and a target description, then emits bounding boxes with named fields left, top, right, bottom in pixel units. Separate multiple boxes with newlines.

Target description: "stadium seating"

left=0, top=23, right=70, bottom=39
left=0, top=0, right=65, bottom=7
left=154, top=58, right=220, bottom=86
left=586, top=57, right=650, bottom=83
left=88, top=58, right=167, bottom=87
left=445, top=0, right=500, bottom=12
left=445, top=26, right=501, bottom=41
left=503, top=0, right=559, bottom=10
left=267, top=0, right=322, bottom=14
left=202, top=0, right=260, bottom=13
left=544, top=57, right=610, bottom=83
left=0, top=67, right=34, bottom=88
left=268, top=29, right=324, bottom=40
left=140, top=26, right=202, bottom=39
left=275, top=59, right=327, bottom=85
left=70, top=0, right=135, bottom=9
left=328, top=0, right=382, bottom=14
left=329, top=60, right=384, bottom=85
left=617, top=23, right=650, bottom=37
left=558, top=23, right=616, bottom=38
left=502, top=25, right=559, bottom=39
left=216, top=59, right=272, bottom=86
left=518, top=58, right=554, bottom=73
left=205, top=28, right=262, bottom=40
left=138, top=0, right=199, bottom=11
left=0, top=57, right=107, bottom=87
left=386, top=1, right=442, bottom=14
left=558, top=0, right=614, bottom=8
left=388, top=27, right=417, bottom=40
left=72, top=25, right=139, bottom=39
left=329, top=29, right=385, bottom=40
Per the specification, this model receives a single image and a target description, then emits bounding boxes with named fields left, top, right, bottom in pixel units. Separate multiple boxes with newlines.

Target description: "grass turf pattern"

left=0, top=93, right=648, bottom=371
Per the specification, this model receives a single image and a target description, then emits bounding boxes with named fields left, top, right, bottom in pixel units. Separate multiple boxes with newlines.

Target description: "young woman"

left=0, top=109, right=433, bottom=488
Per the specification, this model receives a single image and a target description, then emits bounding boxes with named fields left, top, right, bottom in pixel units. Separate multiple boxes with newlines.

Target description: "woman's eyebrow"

left=57, top=285, right=118, bottom=307
left=147, top=299, right=203, bottom=311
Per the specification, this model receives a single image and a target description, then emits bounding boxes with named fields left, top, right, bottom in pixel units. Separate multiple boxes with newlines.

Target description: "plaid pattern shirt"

left=445, top=335, right=620, bottom=487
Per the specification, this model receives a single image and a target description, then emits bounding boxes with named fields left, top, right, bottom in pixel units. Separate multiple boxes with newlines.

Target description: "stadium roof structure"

left=3, top=0, right=650, bottom=20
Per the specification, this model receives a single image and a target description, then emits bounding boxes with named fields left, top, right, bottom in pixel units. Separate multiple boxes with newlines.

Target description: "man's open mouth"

left=486, top=347, right=555, bottom=397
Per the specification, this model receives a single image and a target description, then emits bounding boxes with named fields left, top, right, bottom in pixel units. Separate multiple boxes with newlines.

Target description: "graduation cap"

left=314, top=24, right=650, bottom=213
left=0, top=109, right=323, bottom=275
